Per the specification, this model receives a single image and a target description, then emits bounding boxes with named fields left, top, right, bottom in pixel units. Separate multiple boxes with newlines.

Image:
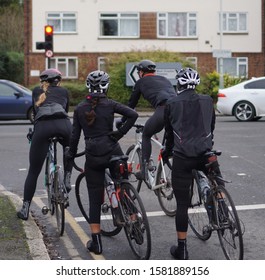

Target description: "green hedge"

left=0, top=51, right=24, bottom=83
left=31, top=51, right=245, bottom=107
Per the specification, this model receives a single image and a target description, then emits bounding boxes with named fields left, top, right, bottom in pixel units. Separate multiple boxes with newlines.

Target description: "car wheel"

left=28, top=107, right=34, bottom=123
left=233, top=101, right=255, bottom=122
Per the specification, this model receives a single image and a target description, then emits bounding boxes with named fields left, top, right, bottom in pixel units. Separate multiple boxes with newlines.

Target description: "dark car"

left=0, top=79, right=34, bottom=123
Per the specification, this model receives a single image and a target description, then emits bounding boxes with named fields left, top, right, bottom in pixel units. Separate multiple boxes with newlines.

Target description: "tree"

left=0, top=4, right=24, bottom=52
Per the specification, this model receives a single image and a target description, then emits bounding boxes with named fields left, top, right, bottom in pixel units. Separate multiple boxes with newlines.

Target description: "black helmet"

left=40, top=68, right=62, bottom=83
left=86, top=70, right=110, bottom=94
left=136, top=59, right=156, bottom=74
left=176, top=67, right=200, bottom=91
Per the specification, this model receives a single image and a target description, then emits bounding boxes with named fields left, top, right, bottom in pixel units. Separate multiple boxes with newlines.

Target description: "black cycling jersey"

left=32, top=85, right=70, bottom=118
left=128, top=73, right=176, bottom=109
left=69, top=97, right=138, bottom=155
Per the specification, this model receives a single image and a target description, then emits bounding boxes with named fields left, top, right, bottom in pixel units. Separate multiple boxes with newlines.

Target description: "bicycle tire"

left=188, top=171, right=212, bottom=241
left=75, top=172, right=122, bottom=237
left=45, top=155, right=55, bottom=215
left=126, top=145, right=143, bottom=192
left=120, top=182, right=151, bottom=260
left=214, top=185, right=244, bottom=260
left=156, top=157, right=176, bottom=217
left=54, top=168, right=65, bottom=236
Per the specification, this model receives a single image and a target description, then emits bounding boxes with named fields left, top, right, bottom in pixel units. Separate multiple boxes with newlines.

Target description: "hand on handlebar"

left=27, top=128, right=34, bottom=142
left=161, top=148, right=172, bottom=163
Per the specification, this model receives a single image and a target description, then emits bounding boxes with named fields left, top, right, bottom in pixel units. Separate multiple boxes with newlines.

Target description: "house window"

left=220, top=12, right=247, bottom=33
left=47, top=12, right=77, bottom=33
left=48, top=57, right=78, bottom=79
left=218, top=57, right=248, bottom=78
left=158, top=13, right=197, bottom=38
left=99, top=13, right=139, bottom=37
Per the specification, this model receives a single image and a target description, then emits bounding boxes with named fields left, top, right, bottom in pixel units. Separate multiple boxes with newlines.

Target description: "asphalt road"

left=0, top=115, right=265, bottom=260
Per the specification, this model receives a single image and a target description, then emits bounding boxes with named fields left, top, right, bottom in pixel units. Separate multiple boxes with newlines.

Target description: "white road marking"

left=75, top=204, right=265, bottom=222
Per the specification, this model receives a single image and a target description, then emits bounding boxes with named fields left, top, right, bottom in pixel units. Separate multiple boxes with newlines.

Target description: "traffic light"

left=44, top=25, right=53, bottom=51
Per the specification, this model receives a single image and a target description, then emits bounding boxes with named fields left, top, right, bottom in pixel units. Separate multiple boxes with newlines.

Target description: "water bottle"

left=198, top=172, right=210, bottom=202
left=106, top=181, right=118, bottom=208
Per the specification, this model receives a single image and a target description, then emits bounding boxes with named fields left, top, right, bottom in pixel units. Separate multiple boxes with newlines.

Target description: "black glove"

left=115, top=118, right=124, bottom=130
left=64, top=146, right=74, bottom=160
left=27, top=128, right=34, bottom=142
left=161, top=148, right=172, bottom=163
left=108, top=130, right=124, bottom=142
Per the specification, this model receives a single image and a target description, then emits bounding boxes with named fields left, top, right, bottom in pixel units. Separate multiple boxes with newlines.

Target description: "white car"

left=216, top=77, right=265, bottom=121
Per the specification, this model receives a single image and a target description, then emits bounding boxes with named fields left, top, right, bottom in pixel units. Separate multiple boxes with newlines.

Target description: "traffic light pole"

left=47, top=57, right=51, bottom=68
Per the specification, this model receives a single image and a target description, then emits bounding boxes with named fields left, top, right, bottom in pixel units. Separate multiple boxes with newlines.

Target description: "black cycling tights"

left=23, top=118, right=72, bottom=202
left=142, top=105, right=165, bottom=163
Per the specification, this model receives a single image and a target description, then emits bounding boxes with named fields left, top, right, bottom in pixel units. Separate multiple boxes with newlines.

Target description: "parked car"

left=0, top=80, right=34, bottom=123
left=216, top=77, right=265, bottom=122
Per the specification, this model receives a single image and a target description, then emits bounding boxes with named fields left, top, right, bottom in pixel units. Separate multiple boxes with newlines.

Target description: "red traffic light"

left=45, top=25, right=53, bottom=35
left=44, top=25, right=53, bottom=53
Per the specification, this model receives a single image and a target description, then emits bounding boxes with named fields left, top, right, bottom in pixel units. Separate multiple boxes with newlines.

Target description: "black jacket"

left=32, top=85, right=70, bottom=121
left=69, top=97, right=138, bottom=155
left=128, top=74, right=176, bottom=109
left=164, top=89, right=216, bottom=158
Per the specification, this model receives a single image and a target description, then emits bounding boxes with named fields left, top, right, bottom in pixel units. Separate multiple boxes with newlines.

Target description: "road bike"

left=188, top=150, right=244, bottom=260
left=126, top=124, right=176, bottom=217
left=41, top=136, right=69, bottom=236
left=74, top=152, right=151, bottom=260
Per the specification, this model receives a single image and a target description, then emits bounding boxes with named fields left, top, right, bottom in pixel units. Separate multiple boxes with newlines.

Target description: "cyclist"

left=162, top=67, right=217, bottom=260
left=65, top=70, right=138, bottom=255
left=17, top=68, right=72, bottom=220
left=121, top=59, right=175, bottom=181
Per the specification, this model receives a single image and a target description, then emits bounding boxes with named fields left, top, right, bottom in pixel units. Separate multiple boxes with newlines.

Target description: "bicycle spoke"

left=216, top=185, right=244, bottom=260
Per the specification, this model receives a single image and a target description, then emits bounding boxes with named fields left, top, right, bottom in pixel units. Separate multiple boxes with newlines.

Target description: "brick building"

left=24, top=0, right=265, bottom=86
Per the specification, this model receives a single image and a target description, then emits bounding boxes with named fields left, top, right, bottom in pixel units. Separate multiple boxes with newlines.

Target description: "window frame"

left=217, top=57, right=248, bottom=78
left=99, top=12, right=139, bottom=38
left=157, top=12, right=198, bottom=38
left=219, top=12, right=248, bottom=33
left=46, top=12, right=77, bottom=34
left=46, top=57, right=78, bottom=79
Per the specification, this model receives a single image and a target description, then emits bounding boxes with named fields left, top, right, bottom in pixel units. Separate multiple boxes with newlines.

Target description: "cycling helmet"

left=176, top=67, right=200, bottom=91
left=40, top=68, right=62, bottom=84
left=136, top=59, right=156, bottom=74
left=86, top=70, right=110, bottom=94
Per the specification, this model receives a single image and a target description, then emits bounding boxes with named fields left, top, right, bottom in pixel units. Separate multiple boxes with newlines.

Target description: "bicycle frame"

left=127, top=126, right=170, bottom=191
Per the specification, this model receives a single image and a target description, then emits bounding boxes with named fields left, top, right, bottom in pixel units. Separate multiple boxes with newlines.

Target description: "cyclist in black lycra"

left=121, top=59, right=175, bottom=181
left=65, top=70, right=138, bottom=255
left=17, top=68, right=72, bottom=220
left=162, top=67, right=222, bottom=260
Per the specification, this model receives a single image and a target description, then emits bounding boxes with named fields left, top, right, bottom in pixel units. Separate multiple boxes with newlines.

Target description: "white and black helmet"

left=176, top=67, right=200, bottom=90
left=86, top=70, right=110, bottom=94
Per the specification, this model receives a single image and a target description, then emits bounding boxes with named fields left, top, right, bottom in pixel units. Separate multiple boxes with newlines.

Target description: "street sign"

left=45, top=50, right=53, bottom=58
left=212, top=49, right=232, bottom=58
left=126, top=62, right=182, bottom=86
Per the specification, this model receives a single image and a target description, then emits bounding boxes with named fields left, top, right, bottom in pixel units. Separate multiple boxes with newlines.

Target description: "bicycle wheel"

left=214, top=185, right=244, bottom=260
left=156, top=157, right=176, bottom=217
left=75, top=172, right=122, bottom=237
left=120, top=182, right=151, bottom=260
left=188, top=171, right=212, bottom=241
left=45, top=155, right=55, bottom=215
left=54, top=168, right=65, bottom=236
left=126, top=145, right=143, bottom=192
